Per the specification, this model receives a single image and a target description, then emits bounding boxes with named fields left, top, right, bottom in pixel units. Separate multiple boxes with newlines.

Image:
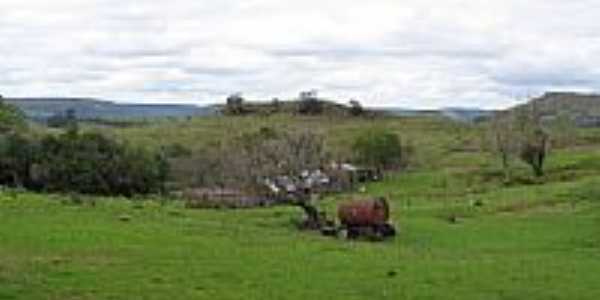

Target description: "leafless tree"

left=489, top=101, right=550, bottom=180
left=490, top=113, right=518, bottom=182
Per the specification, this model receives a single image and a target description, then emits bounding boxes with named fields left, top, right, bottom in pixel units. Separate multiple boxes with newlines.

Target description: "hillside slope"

left=510, top=92, right=600, bottom=127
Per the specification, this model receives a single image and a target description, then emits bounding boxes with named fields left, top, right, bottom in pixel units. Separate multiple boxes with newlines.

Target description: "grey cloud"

left=2, top=0, right=600, bottom=108
left=491, top=70, right=598, bottom=88
left=269, top=44, right=498, bottom=60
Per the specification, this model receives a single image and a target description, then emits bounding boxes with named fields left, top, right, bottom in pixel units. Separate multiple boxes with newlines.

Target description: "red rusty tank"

left=337, top=197, right=390, bottom=227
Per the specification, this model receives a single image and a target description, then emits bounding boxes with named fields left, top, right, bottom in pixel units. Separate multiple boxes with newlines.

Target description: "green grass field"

left=1, top=116, right=600, bottom=299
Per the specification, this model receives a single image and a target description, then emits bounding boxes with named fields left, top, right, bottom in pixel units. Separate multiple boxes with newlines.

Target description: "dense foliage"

left=352, top=128, right=406, bottom=170
left=0, top=98, right=26, bottom=133
left=0, top=129, right=168, bottom=196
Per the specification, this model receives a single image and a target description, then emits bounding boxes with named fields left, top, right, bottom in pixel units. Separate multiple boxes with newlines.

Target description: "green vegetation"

left=36, top=129, right=168, bottom=196
left=1, top=143, right=600, bottom=299
left=1, top=107, right=600, bottom=299
left=352, top=127, right=406, bottom=170
left=0, top=128, right=168, bottom=196
left=0, top=98, right=26, bottom=133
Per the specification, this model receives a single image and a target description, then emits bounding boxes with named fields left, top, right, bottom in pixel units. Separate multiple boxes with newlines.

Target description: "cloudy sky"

left=1, top=0, right=600, bottom=108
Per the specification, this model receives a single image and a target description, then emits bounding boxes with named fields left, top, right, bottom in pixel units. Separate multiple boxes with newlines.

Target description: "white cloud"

left=1, top=0, right=600, bottom=108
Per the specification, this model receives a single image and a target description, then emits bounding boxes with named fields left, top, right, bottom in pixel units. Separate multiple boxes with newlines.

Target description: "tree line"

left=0, top=98, right=168, bottom=196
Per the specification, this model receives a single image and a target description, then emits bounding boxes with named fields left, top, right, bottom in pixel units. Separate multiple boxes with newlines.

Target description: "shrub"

left=0, top=133, right=38, bottom=187
left=349, top=100, right=363, bottom=116
left=224, top=93, right=245, bottom=115
left=0, top=129, right=168, bottom=196
left=352, top=128, right=406, bottom=171
left=0, top=99, right=26, bottom=133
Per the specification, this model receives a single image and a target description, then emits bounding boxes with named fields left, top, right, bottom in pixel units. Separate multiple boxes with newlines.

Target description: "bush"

left=349, top=100, right=363, bottom=116
left=0, top=99, right=26, bottom=133
left=352, top=128, right=406, bottom=170
left=0, top=133, right=38, bottom=187
left=224, top=93, right=245, bottom=115
left=0, top=129, right=168, bottom=196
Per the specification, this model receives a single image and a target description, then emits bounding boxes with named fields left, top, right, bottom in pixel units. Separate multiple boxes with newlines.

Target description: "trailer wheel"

left=347, top=227, right=360, bottom=239
left=378, top=223, right=396, bottom=238
left=370, top=226, right=385, bottom=241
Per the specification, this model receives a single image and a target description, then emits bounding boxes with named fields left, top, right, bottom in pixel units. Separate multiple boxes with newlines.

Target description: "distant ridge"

left=508, top=92, right=600, bottom=127
left=4, top=97, right=216, bottom=121
left=381, top=107, right=495, bottom=122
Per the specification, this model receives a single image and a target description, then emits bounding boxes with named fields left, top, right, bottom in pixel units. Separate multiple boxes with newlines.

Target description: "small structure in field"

left=328, top=162, right=382, bottom=188
left=181, top=163, right=381, bottom=208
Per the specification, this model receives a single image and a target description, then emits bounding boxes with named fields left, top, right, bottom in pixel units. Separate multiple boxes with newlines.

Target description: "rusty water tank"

left=337, top=197, right=390, bottom=227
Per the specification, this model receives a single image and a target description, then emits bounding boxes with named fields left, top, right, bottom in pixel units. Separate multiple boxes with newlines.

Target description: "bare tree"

left=490, top=113, right=518, bottom=182
left=489, top=101, right=550, bottom=180
left=229, top=127, right=330, bottom=225
left=519, top=128, right=549, bottom=177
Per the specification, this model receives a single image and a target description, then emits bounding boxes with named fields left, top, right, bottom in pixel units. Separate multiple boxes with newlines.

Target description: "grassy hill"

left=107, top=115, right=480, bottom=170
left=1, top=139, right=600, bottom=299
left=509, top=92, right=600, bottom=127
left=2, top=112, right=600, bottom=299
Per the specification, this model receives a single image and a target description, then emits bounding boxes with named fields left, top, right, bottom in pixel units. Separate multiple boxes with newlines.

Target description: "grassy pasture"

left=1, top=116, right=600, bottom=299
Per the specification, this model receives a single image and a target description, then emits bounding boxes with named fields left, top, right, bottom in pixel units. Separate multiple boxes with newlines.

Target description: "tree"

left=36, top=130, right=169, bottom=196
left=490, top=113, right=518, bottom=182
left=225, top=93, right=245, bottom=115
left=519, top=128, right=549, bottom=177
left=349, top=99, right=363, bottom=116
left=0, top=97, right=26, bottom=133
left=489, top=102, right=550, bottom=180
left=0, top=133, right=38, bottom=187
left=271, top=98, right=281, bottom=113
left=0, top=129, right=169, bottom=196
left=298, top=90, right=323, bottom=115
left=352, top=128, right=405, bottom=171
left=224, top=127, right=328, bottom=191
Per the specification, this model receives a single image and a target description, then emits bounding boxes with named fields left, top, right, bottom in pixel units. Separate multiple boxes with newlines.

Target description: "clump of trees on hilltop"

left=222, top=91, right=369, bottom=117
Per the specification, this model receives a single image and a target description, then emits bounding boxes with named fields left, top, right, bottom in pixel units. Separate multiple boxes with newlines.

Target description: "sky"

left=1, top=0, right=600, bottom=109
